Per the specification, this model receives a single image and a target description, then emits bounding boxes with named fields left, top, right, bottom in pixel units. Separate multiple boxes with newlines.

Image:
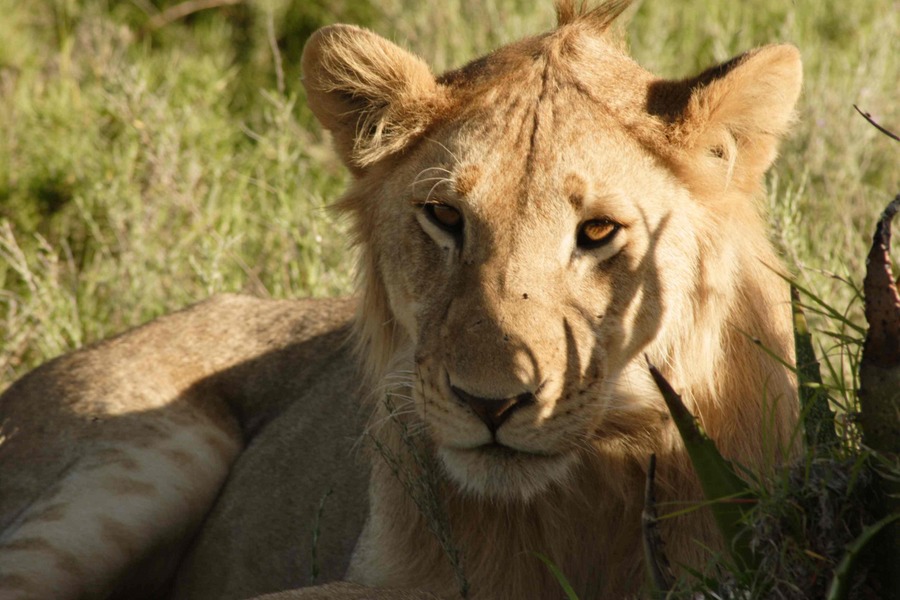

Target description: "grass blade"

left=791, top=285, right=838, bottom=449
left=642, top=454, right=674, bottom=596
left=826, top=514, right=900, bottom=600
left=781, top=275, right=867, bottom=336
left=646, top=358, right=757, bottom=570
left=533, top=552, right=580, bottom=600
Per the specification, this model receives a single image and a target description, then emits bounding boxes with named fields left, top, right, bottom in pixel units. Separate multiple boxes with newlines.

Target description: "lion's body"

left=0, top=296, right=370, bottom=599
left=0, top=2, right=803, bottom=599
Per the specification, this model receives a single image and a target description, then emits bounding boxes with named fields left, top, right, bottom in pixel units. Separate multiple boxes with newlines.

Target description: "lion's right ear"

left=301, top=25, right=444, bottom=175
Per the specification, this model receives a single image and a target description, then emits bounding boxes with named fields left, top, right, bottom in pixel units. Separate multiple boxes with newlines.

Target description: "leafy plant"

left=643, top=196, right=900, bottom=599
left=646, top=360, right=757, bottom=572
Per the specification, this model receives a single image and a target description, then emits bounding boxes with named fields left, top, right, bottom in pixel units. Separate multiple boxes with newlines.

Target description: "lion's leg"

left=0, top=402, right=240, bottom=599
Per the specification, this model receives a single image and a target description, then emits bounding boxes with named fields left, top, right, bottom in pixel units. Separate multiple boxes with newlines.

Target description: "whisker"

left=423, top=137, right=461, bottom=163
left=414, top=167, right=453, bottom=179
left=425, top=179, right=450, bottom=203
left=411, top=176, right=454, bottom=189
left=411, top=167, right=453, bottom=188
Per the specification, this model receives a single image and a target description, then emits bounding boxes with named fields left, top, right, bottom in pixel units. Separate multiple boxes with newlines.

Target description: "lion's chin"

left=438, top=444, right=577, bottom=502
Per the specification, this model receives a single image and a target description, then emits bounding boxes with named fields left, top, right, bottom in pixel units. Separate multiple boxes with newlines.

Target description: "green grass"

left=1, top=0, right=896, bottom=388
left=641, top=279, right=896, bottom=598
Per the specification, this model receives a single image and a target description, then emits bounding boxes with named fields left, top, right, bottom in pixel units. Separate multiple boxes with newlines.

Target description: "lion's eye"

left=577, top=219, right=620, bottom=249
left=424, top=203, right=463, bottom=235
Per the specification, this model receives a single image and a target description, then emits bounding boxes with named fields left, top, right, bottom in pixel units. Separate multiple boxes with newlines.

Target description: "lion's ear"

left=651, top=44, right=802, bottom=195
left=301, top=25, right=444, bottom=175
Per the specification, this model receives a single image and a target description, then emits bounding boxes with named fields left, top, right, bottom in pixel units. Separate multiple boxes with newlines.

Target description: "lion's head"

left=302, top=1, right=800, bottom=502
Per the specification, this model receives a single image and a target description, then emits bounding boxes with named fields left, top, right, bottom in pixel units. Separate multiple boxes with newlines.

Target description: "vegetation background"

left=0, top=0, right=897, bottom=397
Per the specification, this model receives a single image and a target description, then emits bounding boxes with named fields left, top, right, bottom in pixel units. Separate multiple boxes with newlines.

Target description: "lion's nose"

left=451, top=386, right=535, bottom=434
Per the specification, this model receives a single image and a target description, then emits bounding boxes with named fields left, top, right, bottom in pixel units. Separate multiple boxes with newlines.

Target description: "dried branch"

left=854, top=105, right=900, bottom=143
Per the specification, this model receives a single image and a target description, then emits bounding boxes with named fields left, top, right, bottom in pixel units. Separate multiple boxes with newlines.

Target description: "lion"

left=0, top=1, right=802, bottom=598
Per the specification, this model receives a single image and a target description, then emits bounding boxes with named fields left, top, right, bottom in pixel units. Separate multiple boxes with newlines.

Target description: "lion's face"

left=302, top=8, right=801, bottom=501
left=370, top=105, right=701, bottom=498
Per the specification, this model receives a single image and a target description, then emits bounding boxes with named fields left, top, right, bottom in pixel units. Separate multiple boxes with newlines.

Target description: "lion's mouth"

left=438, top=442, right=577, bottom=501
left=480, top=442, right=517, bottom=456
left=471, top=441, right=552, bottom=459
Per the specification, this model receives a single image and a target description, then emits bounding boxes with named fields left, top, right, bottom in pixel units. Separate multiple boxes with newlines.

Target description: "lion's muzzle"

left=450, top=384, right=537, bottom=434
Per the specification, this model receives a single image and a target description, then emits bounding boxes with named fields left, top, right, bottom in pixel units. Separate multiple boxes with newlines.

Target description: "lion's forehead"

left=408, top=110, right=672, bottom=230
left=400, top=39, right=671, bottom=225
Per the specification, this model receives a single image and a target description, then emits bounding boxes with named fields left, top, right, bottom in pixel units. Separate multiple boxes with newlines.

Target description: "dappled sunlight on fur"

left=300, top=0, right=802, bottom=597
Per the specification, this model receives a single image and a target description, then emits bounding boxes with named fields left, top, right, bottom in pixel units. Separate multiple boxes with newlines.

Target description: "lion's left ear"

left=652, top=44, right=802, bottom=195
left=301, top=25, right=445, bottom=176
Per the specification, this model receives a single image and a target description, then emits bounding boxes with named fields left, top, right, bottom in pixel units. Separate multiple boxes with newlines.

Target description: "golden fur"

left=0, top=2, right=802, bottom=599
left=304, top=0, right=801, bottom=596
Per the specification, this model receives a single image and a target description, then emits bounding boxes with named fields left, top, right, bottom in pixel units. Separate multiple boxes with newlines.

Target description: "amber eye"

left=577, top=219, right=620, bottom=249
left=424, top=203, right=463, bottom=235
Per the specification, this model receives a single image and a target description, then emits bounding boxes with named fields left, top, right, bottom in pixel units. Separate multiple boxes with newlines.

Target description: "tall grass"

left=0, top=0, right=897, bottom=393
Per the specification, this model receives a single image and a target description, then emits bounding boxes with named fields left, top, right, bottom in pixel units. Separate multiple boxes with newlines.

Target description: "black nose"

left=451, top=386, right=535, bottom=434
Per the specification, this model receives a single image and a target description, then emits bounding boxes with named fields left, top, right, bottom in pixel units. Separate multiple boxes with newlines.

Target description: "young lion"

left=0, top=1, right=801, bottom=598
